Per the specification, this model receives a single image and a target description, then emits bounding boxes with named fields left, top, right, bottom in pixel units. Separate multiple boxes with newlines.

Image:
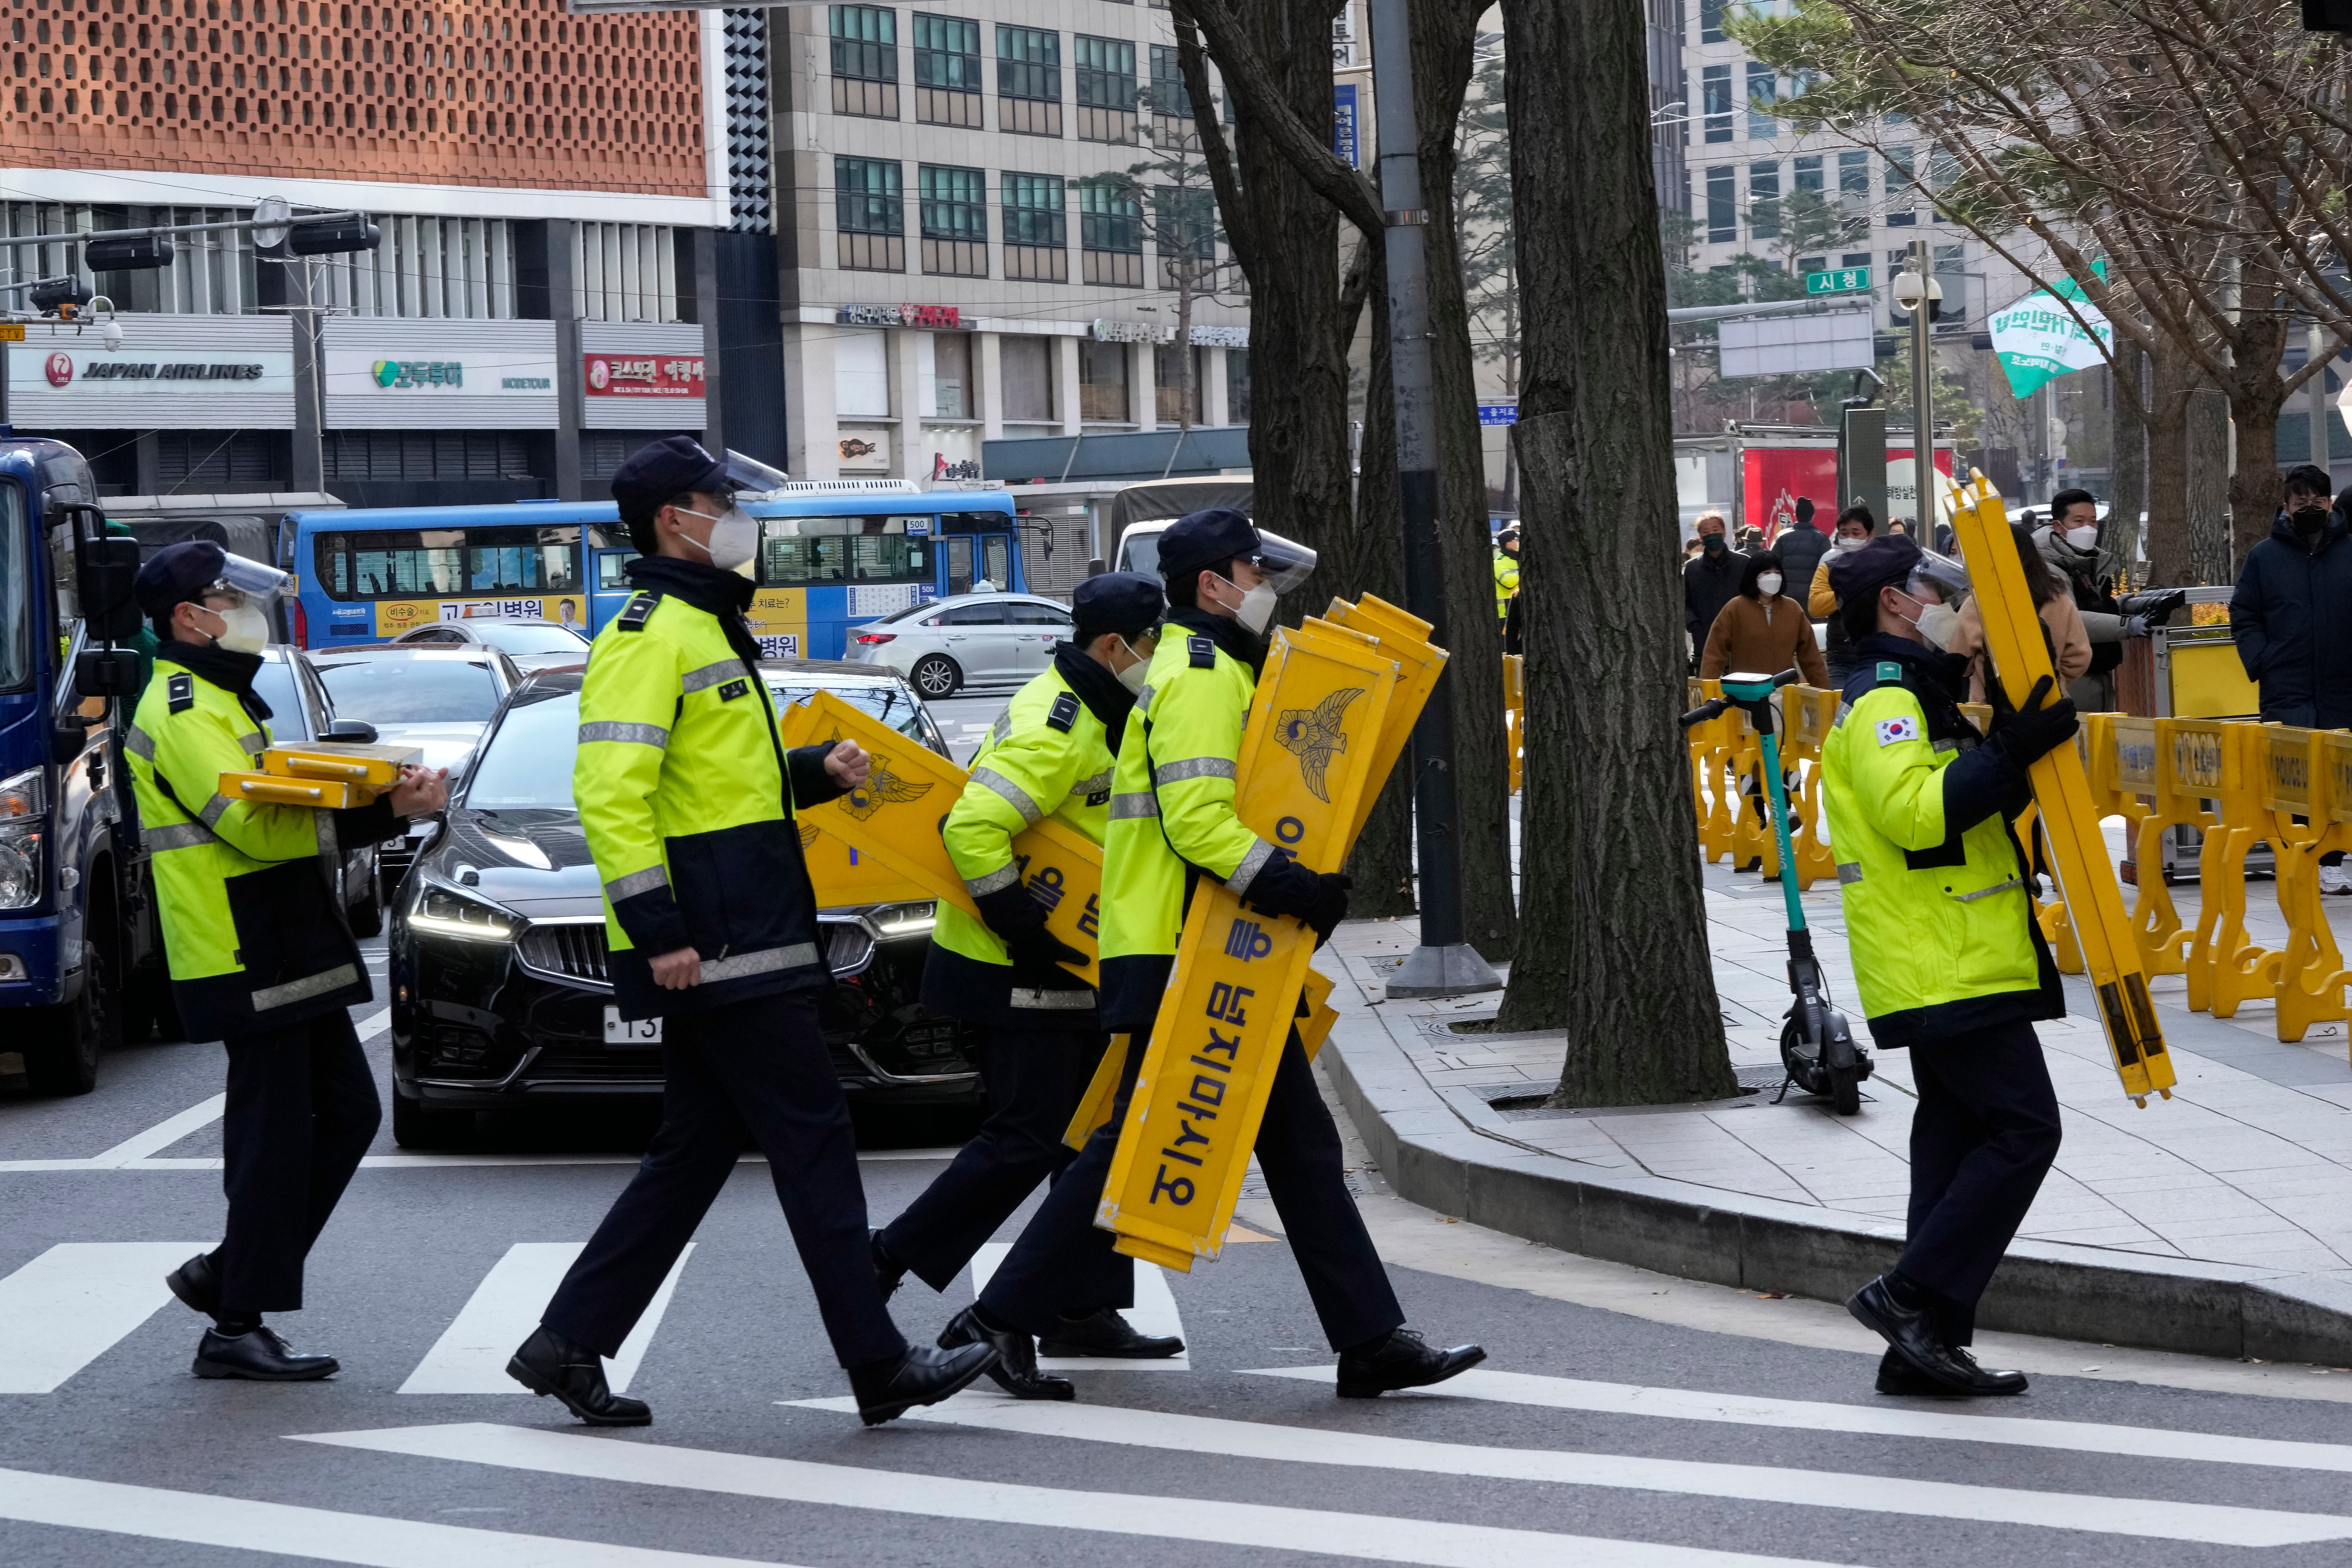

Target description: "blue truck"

left=0, top=435, right=171, bottom=1095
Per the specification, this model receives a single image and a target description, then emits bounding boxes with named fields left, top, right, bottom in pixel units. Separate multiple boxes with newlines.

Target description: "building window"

left=1838, top=149, right=1870, bottom=239
left=1155, top=343, right=1203, bottom=425
left=1745, top=64, right=1775, bottom=141
left=836, top=155, right=905, bottom=271
left=1935, top=243, right=1966, bottom=324
left=1749, top=161, right=1780, bottom=240
left=1148, top=43, right=1193, bottom=149
left=933, top=331, right=973, bottom=418
left=1705, top=166, right=1736, bottom=244
left=1153, top=185, right=1216, bottom=290
left=1699, top=0, right=1725, bottom=43
left=1701, top=64, right=1731, bottom=144
left=830, top=4, right=897, bottom=119
left=1003, top=171, right=1069, bottom=281
left=1074, top=33, right=1136, bottom=143
left=1079, top=336, right=1130, bottom=422
left=1080, top=177, right=1143, bottom=286
left=996, top=23, right=1060, bottom=136
left=1883, top=145, right=1915, bottom=225
left=1794, top=153, right=1823, bottom=195
left=911, top=13, right=979, bottom=127
left=1002, top=335, right=1055, bottom=422
left=920, top=163, right=987, bottom=277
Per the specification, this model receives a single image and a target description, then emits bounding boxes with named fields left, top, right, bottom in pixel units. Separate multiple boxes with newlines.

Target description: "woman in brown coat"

left=1700, top=550, right=1830, bottom=686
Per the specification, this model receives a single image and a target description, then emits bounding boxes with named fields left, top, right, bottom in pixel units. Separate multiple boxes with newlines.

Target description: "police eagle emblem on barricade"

left=1274, top=686, right=1366, bottom=803
left=838, top=749, right=935, bottom=822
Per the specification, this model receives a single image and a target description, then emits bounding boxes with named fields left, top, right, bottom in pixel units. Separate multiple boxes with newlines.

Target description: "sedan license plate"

left=603, top=1007, right=663, bottom=1046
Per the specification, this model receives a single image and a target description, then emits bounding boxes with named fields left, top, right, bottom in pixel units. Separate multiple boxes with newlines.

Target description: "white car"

left=388, top=615, right=591, bottom=673
left=843, top=591, right=1073, bottom=697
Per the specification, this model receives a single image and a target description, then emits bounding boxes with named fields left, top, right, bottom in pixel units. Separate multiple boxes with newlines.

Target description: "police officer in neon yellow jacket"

left=507, top=438, right=997, bottom=1430
left=873, top=573, right=1181, bottom=1398
left=128, top=542, right=448, bottom=1382
left=1821, top=534, right=2078, bottom=1400
left=962, top=508, right=1486, bottom=1401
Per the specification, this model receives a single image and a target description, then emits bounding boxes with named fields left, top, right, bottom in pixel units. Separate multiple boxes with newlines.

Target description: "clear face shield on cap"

left=1223, top=529, right=1319, bottom=634
left=194, top=554, right=292, bottom=654
left=1894, top=550, right=1970, bottom=651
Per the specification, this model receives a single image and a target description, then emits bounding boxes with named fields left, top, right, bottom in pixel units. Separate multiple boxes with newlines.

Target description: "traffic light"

left=83, top=234, right=175, bottom=271
left=29, top=277, right=95, bottom=314
left=289, top=218, right=382, bottom=256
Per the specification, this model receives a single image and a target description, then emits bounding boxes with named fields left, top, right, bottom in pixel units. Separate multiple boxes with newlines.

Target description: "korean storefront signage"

left=836, top=303, right=964, bottom=329
left=583, top=353, right=706, bottom=398
left=1093, top=319, right=1177, bottom=344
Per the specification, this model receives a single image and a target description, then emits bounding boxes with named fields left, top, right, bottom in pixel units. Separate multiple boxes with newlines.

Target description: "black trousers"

left=1896, top=1017, right=2063, bottom=1345
left=979, top=1024, right=1403, bottom=1351
left=881, top=1024, right=1132, bottom=1308
left=542, top=991, right=906, bottom=1371
left=217, top=1009, right=381, bottom=1315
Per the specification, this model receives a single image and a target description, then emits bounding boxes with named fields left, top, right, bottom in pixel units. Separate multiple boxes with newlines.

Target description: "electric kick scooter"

left=1681, top=668, right=1872, bottom=1115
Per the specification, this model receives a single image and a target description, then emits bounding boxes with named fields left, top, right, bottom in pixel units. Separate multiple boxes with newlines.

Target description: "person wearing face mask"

left=957, top=506, right=1487, bottom=1403
left=127, top=541, right=450, bottom=1381
left=1682, top=511, right=1748, bottom=673
left=1809, top=505, right=1877, bottom=685
left=1822, top=533, right=2075, bottom=1398
left=871, top=572, right=1183, bottom=1397
left=1698, top=550, right=1829, bottom=687
left=2033, top=489, right=2184, bottom=712
left=1950, top=523, right=2089, bottom=703
left=507, top=436, right=1001, bottom=1429
left=2233, top=466, right=2352, bottom=894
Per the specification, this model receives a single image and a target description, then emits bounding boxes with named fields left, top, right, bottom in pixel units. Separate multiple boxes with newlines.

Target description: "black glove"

left=973, top=883, right=1086, bottom=980
left=1240, top=851, right=1353, bottom=946
left=1299, top=873, right=1353, bottom=946
left=1987, top=674, right=2078, bottom=766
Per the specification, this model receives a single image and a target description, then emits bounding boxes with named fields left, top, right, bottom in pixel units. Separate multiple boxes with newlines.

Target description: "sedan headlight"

left=0, top=767, right=44, bottom=911
left=872, top=901, right=936, bottom=937
left=405, top=875, right=518, bottom=942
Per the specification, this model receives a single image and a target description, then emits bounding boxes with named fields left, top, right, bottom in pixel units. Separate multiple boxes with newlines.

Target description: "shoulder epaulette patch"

left=1188, top=635, right=1215, bottom=669
left=1875, top=661, right=1903, bottom=684
left=166, top=672, right=194, bottom=713
left=617, top=592, right=658, bottom=631
left=1046, top=691, right=1080, bottom=733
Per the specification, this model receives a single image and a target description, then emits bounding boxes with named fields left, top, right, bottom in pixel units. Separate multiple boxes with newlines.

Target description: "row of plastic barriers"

left=1685, top=677, right=2352, bottom=1046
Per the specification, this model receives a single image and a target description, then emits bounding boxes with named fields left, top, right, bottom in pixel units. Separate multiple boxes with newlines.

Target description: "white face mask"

left=1112, top=637, right=1153, bottom=694
left=2066, top=525, right=2099, bottom=552
left=1209, top=573, right=1280, bottom=635
left=194, top=598, right=270, bottom=655
left=1893, top=590, right=1960, bottom=651
left=677, top=503, right=756, bottom=573
left=1756, top=573, right=1783, bottom=598
left=1834, top=535, right=1869, bottom=552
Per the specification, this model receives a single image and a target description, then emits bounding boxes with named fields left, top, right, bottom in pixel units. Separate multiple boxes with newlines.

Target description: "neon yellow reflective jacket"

left=125, top=649, right=386, bottom=1041
left=1494, top=549, right=1520, bottom=620
left=576, top=558, right=842, bottom=1020
left=927, top=646, right=1131, bottom=1027
left=1819, top=641, right=2062, bottom=1048
left=1096, top=611, right=1267, bottom=1029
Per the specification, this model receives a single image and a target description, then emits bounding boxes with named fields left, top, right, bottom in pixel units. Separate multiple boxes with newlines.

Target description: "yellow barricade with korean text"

left=1959, top=699, right=2080, bottom=973
left=1775, top=685, right=1839, bottom=890
left=2262, top=727, right=2351, bottom=1043
left=1688, top=678, right=1741, bottom=862
left=2191, top=721, right=2287, bottom=1019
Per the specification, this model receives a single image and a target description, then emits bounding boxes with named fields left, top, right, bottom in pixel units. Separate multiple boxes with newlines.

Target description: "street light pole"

left=1908, top=238, right=1933, bottom=517
left=1368, top=0, right=1501, bottom=999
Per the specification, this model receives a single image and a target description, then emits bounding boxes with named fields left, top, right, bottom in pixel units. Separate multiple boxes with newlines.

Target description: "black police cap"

left=1155, top=507, right=1259, bottom=586
left=135, top=540, right=229, bottom=621
left=611, top=435, right=728, bottom=525
left=1071, top=571, right=1165, bottom=642
left=1825, top=532, right=1923, bottom=603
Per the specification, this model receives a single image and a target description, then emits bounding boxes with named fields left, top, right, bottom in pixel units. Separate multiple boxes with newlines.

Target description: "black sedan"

left=386, top=661, right=979, bottom=1147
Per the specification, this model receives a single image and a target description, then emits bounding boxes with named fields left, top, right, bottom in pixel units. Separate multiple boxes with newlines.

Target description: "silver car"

left=842, top=591, right=1073, bottom=698
left=387, top=615, right=591, bottom=674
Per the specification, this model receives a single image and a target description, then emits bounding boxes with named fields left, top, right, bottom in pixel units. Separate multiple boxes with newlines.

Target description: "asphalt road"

left=13, top=686, right=2352, bottom=1567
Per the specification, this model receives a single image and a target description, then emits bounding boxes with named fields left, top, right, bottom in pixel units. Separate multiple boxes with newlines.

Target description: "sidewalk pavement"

left=1314, top=846, right=2352, bottom=1366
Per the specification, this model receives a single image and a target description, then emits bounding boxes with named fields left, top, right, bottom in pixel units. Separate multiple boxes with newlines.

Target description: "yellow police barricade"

left=2263, top=727, right=2351, bottom=1043
left=1504, top=654, right=1525, bottom=795
left=220, top=741, right=422, bottom=808
left=775, top=690, right=1105, bottom=987
left=1097, top=619, right=1423, bottom=1272
left=1948, top=474, right=2174, bottom=1105
left=2191, top=721, right=2286, bottom=1018
left=1775, top=685, right=1838, bottom=891
left=1960, top=699, right=2082, bottom=973
left=2103, top=715, right=2199, bottom=980
left=801, top=826, right=935, bottom=910
left=1687, top=679, right=1731, bottom=857
left=1724, top=697, right=1775, bottom=874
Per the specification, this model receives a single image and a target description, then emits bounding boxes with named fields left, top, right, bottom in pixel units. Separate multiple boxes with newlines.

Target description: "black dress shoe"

left=1875, top=1350, right=1963, bottom=1396
left=1335, top=1327, right=1486, bottom=1399
left=192, top=1324, right=338, bottom=1381
left=1846, top=1276, right=1975, bottom=1394
left=939, top=1306, right=1073, bottom=1401
left=165, top=1252, right=222, bottom=1321
left=1038, top=1307, right=1184, bottom=1359
left=871, top=1231, right=906, bottom=1303
left=505, top=1325, right=651, bottom=1426
left=851, top=1342, right=1002, bottom=1428
left=1945, top=1346, right=2028, bottom=1395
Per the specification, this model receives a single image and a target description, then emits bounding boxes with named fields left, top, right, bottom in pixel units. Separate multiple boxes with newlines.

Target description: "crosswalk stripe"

left=400, top=1244, right=693, bottom=1395
left=293, top=1421, right=1849, bottom=1568
left=969, top=1242, right=1189, bottom=1372
left=786, top=1389, right=2351, bottom=1547
left=89, top=1095, right=227, bottom=1166
left=0, top=1465, right=783, bottom=1567
left=0, top=1243, right=210, bottom=1393
left=1248, top=1365, right=2352, bottom=1476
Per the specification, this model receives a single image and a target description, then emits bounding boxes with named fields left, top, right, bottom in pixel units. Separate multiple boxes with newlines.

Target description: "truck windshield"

left=0, top=485, right=29, bottom=693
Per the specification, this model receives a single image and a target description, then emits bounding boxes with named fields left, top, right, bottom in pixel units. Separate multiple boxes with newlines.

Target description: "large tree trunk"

left=1495, top=0, right=1737, bottom=1105
left=2187, top=384, right=2234, bottom=586
left=2224, top=315, right=2290, bottom=568
left=2143, top=334, right=2198, bottom=589
left=2104, top=344, right=2146, bottom=583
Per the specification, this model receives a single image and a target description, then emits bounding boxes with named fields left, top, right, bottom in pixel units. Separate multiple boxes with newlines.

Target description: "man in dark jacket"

left=1774, top=497, right=1830, bottom=614
left=1683, top=512, right=1748, bottom=671
left=2230, top=471, right=2352, bottom=733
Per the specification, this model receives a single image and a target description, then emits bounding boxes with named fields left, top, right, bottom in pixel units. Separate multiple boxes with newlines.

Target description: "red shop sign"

left=583, top=353, right=706, bottom=397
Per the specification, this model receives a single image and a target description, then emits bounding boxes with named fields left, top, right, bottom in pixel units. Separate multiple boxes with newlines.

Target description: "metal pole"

left=1369, top=0, right=1501, bottom=998
left=1909, top=238, right=1932, bottom=525
left=2310, top=321, right=2332, bottom=474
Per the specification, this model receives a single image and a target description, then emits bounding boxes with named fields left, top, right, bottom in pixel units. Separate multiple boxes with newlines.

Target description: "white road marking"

left=400, top=1244, right=693, bottom=1395
left=792, top=1389, right=2352, bottom=1547
left=88, top=1094, right=228, bottom=1166
left=0, top=1243, right=212, bottom=1393
left=0, top=1465, right=783, bottom=1567
left=292, top=1421, right=1851, bottom=1568
left=1250, top=1365, right=2352, bottom=1476
left=968, top=1242, right=1188, bottom=1371
left=355, top=1008, right=393, bottom=1038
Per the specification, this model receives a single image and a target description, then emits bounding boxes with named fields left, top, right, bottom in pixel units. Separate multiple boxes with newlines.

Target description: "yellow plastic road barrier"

left=2190, top=721, right=2285, bottom=1019
left=1687, top=678, right=1736, bottom=861
left=223, top=741, right=424, bottom=807
left=1775, top=685, right=1839, bottom=891
left=2100, top=716, right=2200, bottom=980
left=1724, top=698, right=1775, bottom=874
left=1503, top=654, right=1525, bottom=795
left=1317, top=593, right=1449, bottom=849
left=775, top=689, right=1104, bottom=987
left=1098, top=617, right=1419, bottom=1271
left=1947, top=474, right=2173, bottom=1106
left=800, top=826, right=934, bottom=910
left=2263, top=727, right=2351, bottom=1043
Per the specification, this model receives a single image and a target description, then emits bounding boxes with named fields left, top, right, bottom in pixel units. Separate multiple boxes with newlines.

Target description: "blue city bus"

left=285, top=483, right=1024, bottom=660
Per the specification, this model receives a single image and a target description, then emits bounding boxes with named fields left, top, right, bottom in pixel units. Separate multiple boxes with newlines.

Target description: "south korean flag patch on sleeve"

left=1875, top=715, right=1921, bottom=747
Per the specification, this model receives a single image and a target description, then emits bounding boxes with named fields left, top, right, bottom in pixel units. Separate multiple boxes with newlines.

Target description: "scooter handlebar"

left=1679, top=697, right=1732, bottom=730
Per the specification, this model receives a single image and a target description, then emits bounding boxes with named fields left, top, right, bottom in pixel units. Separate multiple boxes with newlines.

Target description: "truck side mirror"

left=324, top=718, right=379, bottom=744
left=74, top=647, right=143, bottom=699
left=78, top=534, right=145, bottom=642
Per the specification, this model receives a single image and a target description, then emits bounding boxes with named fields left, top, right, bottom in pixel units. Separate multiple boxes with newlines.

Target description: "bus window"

left=848, top=534, right=929, bottom=584
left=594, top=551, right=639, bottom=591
left=318, top=526, right=581, bottom=599
left=943, top=537, right=972, bottom=596
left=467, top=526, right=582, bottom=595
left=982, top=535, right=1011, bottom=590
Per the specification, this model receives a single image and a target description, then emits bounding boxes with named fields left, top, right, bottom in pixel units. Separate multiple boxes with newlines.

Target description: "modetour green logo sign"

left=372, top=359, right=463, bottom=389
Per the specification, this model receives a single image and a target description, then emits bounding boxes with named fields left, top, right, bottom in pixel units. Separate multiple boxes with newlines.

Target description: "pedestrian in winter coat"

left=1951, top=523, right=2091, bottom=702
left=1700, top=551, right=1829, bottom=686
left=2231, top=474, right=2352, bottom=731
left=1683, top=512, right=1748, bottom=668
left=1811, top=505, right=1877, bottom=685
left=1774, top=497, right=1831, bottom=613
